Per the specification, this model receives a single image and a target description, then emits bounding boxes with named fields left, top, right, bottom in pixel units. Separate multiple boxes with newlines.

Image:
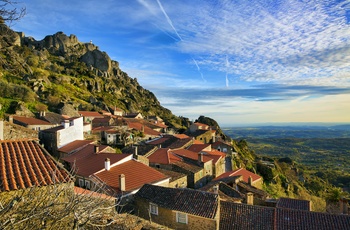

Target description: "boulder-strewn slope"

left=0, top=23, right=183, bottom=128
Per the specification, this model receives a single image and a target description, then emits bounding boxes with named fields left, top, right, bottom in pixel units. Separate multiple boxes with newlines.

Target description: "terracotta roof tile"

left=136, top=184, right=219, bottom=219
left=95, top=160, right=169, bottom=192
left=0, top=139, right=71, bottom=191
left=58, top=140, right=94, bottom=154
left=277, top=197, right=311, bottom=211
left=62, top=144, right=131, bottom=177
left=74, top=186, right=115, bottom=200
left=173, top=134, right=190, bottom=139
left=220, top=201, right=275, bottom=230
left=215, top=168, right=261, bottom=183
left=147, top=148, right=182, bottom=165
left=171, top=148, right=212, bottom=163
left=12, top=116, right=53, bottom=125
left=187, top=143, right=211, bottom=152
left=78, top=111, right=104, bottom=118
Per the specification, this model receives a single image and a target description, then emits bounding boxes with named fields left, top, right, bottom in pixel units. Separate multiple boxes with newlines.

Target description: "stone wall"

left=134, top=197, right=218, bottom=230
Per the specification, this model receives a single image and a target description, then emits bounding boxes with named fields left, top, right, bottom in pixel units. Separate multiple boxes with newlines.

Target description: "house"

left=134, top=184, right=220, bottom=230
left=220, top=201, right=275, bottom=230
left=186, top=129, right=216, bottom=144
left=112, top=107, right=124, bottom=116
left=57, top=139, right=94, bottom=158
left=0, top=139, right=73, bottom=198
left=212, top=140, right=236, bottom=155
left=220, top=200, right=350, bottom=230
left=215, top=168, right=263, bottom=189
left=276, top=197, right=311, bottom=211
left=78, top=111, right=104, bottom=123
left=155, top=168, right=187, bottom=188
left=91, top=117, right=114, bottom=128
left=123, top=112, right=143, bottom=119
left=39, top=116, right=84, bottom=158
left=146, top=134, right=193, bottom=149
left=147, top=148, right=213, bottom=189
left=62, top=144, right=170, bottom=198
left=9, top=115, right=57, bottom=131
left=189, top=122, right=210, bottom=133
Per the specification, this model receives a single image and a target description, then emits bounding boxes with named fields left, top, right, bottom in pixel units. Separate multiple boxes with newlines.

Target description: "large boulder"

left=80, top=49, right=111, bottom=72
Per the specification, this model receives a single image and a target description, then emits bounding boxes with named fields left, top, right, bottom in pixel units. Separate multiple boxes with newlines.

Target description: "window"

left=85, top=180, right=90, bottom=189
left=149, top=203, right=158, bottom=215
left=176, top=212, right=188, bottom=224
left=78, top=179, right=84, bottom=187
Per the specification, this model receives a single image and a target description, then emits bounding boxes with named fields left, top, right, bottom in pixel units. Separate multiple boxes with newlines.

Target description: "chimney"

left=94, top=145, right=99, bottom=154
left=105, top=158, right=110, bottom=171
left=340, top=198, right=348, bottom=214
left=63, top=120, right=69, bottom=129
left=248, top=176, right=253, bottom=186
left=198, top=153, right=204, bottom=163
left=246, top=192, right=254, bottom=205
left=134, top=146, right=138, bottom=156
left=119, top=174, right=126, bottom=191
left=0, top=120, right=3, bottom=140
left=213, top=184, right=219, bottom=194
left=9, top=116, right=13, bottom=123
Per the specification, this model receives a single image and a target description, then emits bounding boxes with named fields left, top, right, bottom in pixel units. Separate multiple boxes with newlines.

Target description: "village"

left=1, top=107, right=350, bottom=229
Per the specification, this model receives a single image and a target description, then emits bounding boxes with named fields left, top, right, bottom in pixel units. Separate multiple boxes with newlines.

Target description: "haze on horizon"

left=12, top=0, right=350, bottom=126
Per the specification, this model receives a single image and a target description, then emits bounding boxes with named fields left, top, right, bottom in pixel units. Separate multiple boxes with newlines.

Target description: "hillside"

left=0, top=23, right=184, bottom=128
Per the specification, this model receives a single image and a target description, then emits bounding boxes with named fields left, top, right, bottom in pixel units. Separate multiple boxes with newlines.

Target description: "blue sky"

left=11, top=0, right=350, bottom=126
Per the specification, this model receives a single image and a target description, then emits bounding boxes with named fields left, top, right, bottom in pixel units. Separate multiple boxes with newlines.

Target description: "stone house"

left=78, top=111, right=104, bottom=123
left=134, top=184, right=219, bottom=230
left=62, top=144, right=170, bottom=200
left=10, top=115, right=57, bottom=131
left=215, top=168, right=263, bottom=189
left=39, top=116, right=84, bottom=158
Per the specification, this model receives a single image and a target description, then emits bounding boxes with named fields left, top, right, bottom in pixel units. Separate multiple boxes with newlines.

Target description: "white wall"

left=57, top=117, right=84, bottom=148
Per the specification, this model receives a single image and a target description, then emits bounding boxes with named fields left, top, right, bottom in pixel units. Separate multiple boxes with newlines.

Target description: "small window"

left=176, top=212, right=188, bottom=224
left=79, top=179, right=84, bottom=187
left=85, top=180, right=90, bottom=189
left=149, top=203, right=158, bottom=215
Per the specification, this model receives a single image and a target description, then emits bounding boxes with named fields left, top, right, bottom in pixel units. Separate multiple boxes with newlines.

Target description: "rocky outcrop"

left=81, top=49, right=111, bottom=72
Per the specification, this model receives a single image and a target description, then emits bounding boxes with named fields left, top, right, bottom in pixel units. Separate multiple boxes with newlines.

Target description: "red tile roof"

left=147, top=148, right=182, bottom=165
left=214, top=168, right=261, bottom=183
left=58, top=140, right=94, bottom=154
left=12, top=116, right=53, bottom=125
left=78, top=111, right=104, bottom=118
left=62, top=144, right=131, bottom=177
left=173, top=134, right=190, bottom=139
left=0, top=139, right=71, bottom=191
left=126, top=120, right=161, bottom=136
left=136, top=184, right=219, bottom=219
left=95, top=160, right=169, bottom=192
left=74, top=186, right=115, bottom=200
left=276, top=197, right=311, bottom=211
left=171, top=148, right=212, bottom=163
left=187, top=143, right=211, bottom=152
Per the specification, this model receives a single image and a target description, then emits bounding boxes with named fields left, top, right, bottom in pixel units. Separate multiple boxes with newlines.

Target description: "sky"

left=10, top=0, right=350, bottom=126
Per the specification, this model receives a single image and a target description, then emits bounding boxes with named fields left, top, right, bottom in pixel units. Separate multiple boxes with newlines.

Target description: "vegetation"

left=225, top=126, right=350, bottom=212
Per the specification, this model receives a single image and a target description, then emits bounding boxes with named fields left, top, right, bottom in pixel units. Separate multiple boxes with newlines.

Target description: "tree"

left=0, top=169, right=125, bottom=229
left=0, top=0, right=26, bottom=23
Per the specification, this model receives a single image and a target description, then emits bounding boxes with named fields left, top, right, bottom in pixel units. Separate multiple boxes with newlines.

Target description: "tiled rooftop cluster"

left=136, top=184, right=219, bottom=219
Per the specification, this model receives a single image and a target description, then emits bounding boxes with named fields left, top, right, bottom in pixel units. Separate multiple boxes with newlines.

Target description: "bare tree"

left=0, top=0, right=26, bottom=23
left=0, top=169, right=124, bottom=229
